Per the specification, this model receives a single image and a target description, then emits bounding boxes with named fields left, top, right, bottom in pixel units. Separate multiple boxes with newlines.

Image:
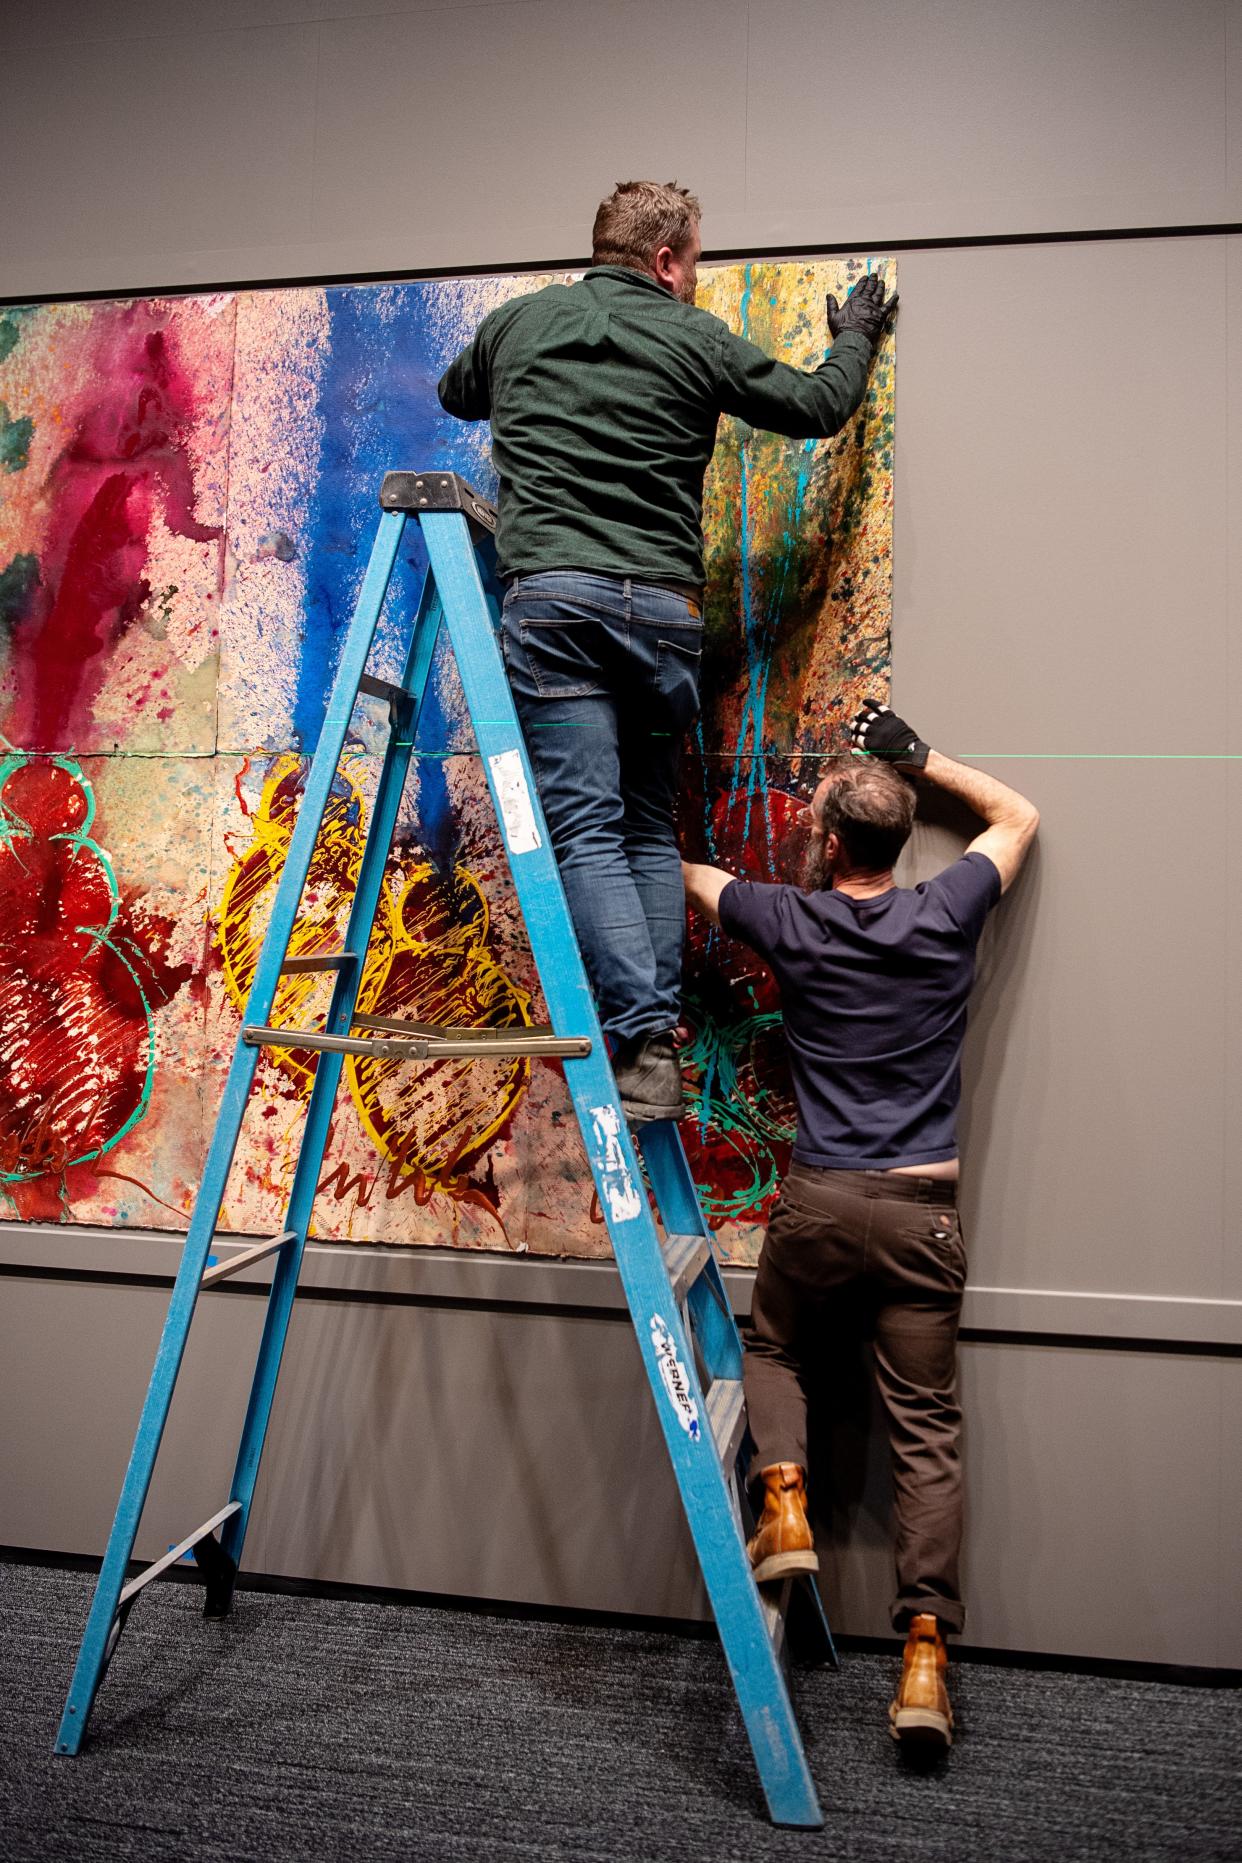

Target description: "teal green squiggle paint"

left=728, top=265, right=778, bottom=849
left=681, top=1003, right=795, bottom=1222
left=0, top=553, right=39, bottom=630
left=0, top=308, right=35, bottom=366
left=74, top=929, right=158, bottom=1166
left=728, top=282, right=824, bottom=850
left=694, top=716, right=720, bottom=861
left=0, top=404, right=33, bottom=474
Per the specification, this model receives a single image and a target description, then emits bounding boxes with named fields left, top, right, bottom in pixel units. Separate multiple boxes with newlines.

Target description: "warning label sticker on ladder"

left=488, top=750, right=542, bottom=855
left=588, top=1103, right=643, bottom=1224
left=649, top=1314, right=702, bottom=1442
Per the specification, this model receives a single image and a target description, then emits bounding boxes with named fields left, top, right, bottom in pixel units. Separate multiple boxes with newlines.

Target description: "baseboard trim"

left=6, top=1546, right=1235, bottom=1687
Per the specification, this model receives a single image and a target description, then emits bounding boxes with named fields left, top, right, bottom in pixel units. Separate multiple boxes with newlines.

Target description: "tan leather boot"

left=746, top=1463, right=819, bottom=1584
left=889, top=1613, right=953, bottom=1750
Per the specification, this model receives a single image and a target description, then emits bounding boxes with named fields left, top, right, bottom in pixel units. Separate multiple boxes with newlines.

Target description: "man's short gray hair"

left=819, top=760, right=916, bottom=871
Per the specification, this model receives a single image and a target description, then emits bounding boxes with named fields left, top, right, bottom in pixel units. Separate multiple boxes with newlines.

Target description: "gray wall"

left=1, top=0, right=1239, bottom=1667
left=0, top=0, right=1238, bottom=293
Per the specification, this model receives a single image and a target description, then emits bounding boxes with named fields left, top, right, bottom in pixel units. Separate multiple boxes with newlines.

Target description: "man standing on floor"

left=681, top=702, right=1039, bottom=1752
left=438, top=180, right=896, bottom=1121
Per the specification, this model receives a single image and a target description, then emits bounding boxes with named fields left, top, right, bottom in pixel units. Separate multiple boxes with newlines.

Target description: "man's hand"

left=850, top=699, right=930, bottom=769
left=826, top=272, right=899, bottom=347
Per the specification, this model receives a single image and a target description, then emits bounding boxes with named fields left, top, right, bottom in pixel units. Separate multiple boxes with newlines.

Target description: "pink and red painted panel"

left=0, top=263, right=894, bottom=1262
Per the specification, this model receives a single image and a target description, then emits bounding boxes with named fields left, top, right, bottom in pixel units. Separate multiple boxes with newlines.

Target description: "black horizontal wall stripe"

left=2, top=219, right=1239, bottom=310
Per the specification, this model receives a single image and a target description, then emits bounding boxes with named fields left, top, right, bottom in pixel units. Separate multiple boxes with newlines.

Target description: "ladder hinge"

left=380, top=470, right=496, bottom=535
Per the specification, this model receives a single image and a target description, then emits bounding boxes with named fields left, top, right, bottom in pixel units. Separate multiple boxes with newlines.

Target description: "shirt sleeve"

left=712, top=325, right=872, bottom=439
left=928, top=852, right=1002, bottom=943
left=437, top=321, right=492, bottom=421
left=717, top=878, right=794, bottom=959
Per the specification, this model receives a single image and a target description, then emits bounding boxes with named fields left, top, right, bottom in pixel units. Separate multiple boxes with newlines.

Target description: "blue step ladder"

left=54, top=471, right=835, bottom=1826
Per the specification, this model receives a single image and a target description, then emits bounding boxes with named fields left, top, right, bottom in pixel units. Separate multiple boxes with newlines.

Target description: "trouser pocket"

left=652, top=629, right=702, bottom=731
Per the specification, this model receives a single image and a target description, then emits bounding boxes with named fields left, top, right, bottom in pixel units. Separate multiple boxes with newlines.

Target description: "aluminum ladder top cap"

left=380, top=470, right=496, bottom=535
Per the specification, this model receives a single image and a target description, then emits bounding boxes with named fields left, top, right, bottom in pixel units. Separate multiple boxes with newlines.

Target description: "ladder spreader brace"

left=54, top=469, right=836, bottom=1827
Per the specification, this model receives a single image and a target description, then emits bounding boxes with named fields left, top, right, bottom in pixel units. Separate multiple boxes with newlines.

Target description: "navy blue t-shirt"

left=717, top=852, right=1002, bottom=1170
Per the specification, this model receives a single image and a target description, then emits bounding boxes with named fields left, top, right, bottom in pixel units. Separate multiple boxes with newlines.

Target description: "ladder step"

left=706, top=1377, right=746, bottom=1469
left=117, top=1503, right=241, bottom=1607
left=279, top=951, right=358, bottom=975
left=758, top=1574, right=838, bottom=1671
left=243, top=1023, right=591, bottom=1061
left=661, top=1230, right=710, bottom=1305
left=357, top=672, right=409, bottom=707
left=353, top=1013, right=565, bottom=1041
left=760, top=1576, right=794, bottom=1659
left=201, top=1231, right=296, bottom=1288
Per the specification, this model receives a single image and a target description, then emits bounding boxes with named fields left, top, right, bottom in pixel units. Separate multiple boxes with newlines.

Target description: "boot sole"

left=621, top=1100, right=687, bottom=1126
left=889, top=1704, right=953, bottom=1750
left=750, top=1549, right=820, bottom=1584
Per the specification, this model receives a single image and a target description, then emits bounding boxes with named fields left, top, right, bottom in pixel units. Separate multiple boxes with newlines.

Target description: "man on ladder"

left=683, top=701, right=1040, bottom=1752
left=439, top=179, right=896, bottom=1122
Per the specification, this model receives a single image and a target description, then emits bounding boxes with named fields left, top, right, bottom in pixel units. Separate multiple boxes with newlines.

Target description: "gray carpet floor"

left=0, top=1562, right=1237, bottom=1862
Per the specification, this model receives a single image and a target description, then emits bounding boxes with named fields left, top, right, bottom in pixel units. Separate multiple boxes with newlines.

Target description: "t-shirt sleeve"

left=717, top=878, right=794, bottom=959
left=928, top=851, right=1002, bottom=943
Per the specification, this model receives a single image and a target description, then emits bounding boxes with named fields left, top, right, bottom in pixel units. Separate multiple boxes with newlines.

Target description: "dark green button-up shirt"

left=438, top=264, right=872, bottom=587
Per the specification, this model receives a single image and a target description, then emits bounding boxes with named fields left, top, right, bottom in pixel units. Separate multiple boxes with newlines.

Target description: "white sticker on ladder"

left=488, top=749, right=541, bottom=855
left=649, top=1313, right=702, bottom=1442
left=588, top=1103, right=642, bottom=1224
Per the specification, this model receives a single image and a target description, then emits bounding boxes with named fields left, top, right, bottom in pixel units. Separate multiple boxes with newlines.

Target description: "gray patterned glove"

left=850, top=699, right=930, bottom=769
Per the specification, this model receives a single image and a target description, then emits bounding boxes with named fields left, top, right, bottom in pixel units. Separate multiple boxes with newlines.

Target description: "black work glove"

left=850, top=699, right=930, bottom=769
left=826, top=271, right=899, bottom=348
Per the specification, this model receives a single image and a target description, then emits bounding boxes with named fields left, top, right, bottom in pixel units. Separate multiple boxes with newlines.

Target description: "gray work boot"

left=611, top=1030, right=686, bottom=1124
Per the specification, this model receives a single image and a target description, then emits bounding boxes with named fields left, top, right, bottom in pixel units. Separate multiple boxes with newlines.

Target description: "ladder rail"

left=219, top=556, right=447, bottom=1582
left=54, top=510, right=408, bottom=1755
left=421, top=512, right=822, bottom=1827
left=636, top=1121, right=742, bottom=1385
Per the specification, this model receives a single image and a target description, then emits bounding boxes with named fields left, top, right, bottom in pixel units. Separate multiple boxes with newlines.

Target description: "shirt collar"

left=583, top=264, right=674, bottom=298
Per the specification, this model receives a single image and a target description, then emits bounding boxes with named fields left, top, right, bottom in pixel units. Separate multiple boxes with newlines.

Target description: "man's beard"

left=802, top=838, right=831, bottom=892
left=677, top=272, right=698, bottom=306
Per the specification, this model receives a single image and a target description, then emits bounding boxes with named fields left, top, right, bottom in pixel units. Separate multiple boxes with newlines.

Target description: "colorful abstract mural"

left=0, top=260, right=894, bottom=1262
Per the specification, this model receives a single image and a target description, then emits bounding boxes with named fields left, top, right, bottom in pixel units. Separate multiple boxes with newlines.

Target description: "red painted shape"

left=0, top=759, right=193, bottom=1186
left=6, top=306, right=224, bottom=750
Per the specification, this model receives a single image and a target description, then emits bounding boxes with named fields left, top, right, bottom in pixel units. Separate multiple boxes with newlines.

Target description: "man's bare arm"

left=682, top=860, right=735, bottom=927
left=920, top=750, right=1039, bottom=894
left=850, top=700, right=1039, bottom=895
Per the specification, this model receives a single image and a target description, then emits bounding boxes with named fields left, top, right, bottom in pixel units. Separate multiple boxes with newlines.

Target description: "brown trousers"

left=743, top=1163, right=967, bottom=1633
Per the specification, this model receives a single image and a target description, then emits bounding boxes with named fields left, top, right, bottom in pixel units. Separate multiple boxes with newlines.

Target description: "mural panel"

left=0, top=260, right=894, bottom=1263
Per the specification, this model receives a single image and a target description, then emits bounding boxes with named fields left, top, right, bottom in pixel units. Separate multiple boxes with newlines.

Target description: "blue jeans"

left=501, top=571, right=703, bottom=1044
